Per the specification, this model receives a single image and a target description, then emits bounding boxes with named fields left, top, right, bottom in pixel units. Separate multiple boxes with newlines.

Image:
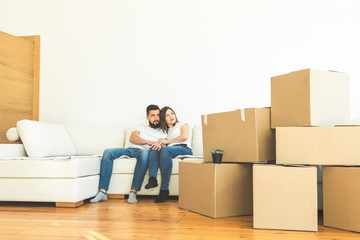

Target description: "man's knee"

left=136, top=149, right=149, bottom=161
left=103, top=148, right=127, bottom=161
left=103, top=149, right=115, bottom=160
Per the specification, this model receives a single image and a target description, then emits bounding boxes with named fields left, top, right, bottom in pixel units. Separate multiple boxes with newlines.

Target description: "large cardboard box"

left=276, top=126, right=360, bottom=165
left=271, top=68, right=350, bottom=128
left=323, top=167, right=360, bottom=232
left=253, top=164, right=318, bottom=231
left=201, top=108, right=275, bottom=163
left=179, top=161, right=253, bottom=218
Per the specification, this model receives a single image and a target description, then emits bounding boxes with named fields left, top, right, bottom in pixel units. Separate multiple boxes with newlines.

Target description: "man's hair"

left=146, top=104, right=160, bottom=116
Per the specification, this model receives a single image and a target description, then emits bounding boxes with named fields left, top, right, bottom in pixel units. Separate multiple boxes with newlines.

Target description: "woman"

left=145, top=106, right=193, bottom=203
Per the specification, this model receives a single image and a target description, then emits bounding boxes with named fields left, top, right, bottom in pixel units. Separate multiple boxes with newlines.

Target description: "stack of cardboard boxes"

left=179, top=68, right=360, bottom=232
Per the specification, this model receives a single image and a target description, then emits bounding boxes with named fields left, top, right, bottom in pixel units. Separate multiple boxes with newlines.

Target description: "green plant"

left=211, top=148, right=224, bottom=154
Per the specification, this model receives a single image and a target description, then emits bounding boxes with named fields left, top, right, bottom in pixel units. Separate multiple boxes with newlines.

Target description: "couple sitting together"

left=90, top=104, right=193, bottom=204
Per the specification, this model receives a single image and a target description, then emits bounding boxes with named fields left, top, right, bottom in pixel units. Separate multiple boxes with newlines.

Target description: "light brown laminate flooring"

left=0, top=196, right=359, bottom=240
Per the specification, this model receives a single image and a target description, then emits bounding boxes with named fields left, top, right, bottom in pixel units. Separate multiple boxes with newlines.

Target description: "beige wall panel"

left=0, top=31, right=40, bottom=142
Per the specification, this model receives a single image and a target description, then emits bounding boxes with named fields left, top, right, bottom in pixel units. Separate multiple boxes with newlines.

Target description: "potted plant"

left=211, top=148, right=224, bottom=164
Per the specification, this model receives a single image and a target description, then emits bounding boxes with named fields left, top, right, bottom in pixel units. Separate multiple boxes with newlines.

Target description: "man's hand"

left=149, top=141, right=162, bottom=151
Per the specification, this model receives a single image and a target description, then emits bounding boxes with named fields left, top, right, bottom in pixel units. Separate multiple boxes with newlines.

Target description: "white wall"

left=1, top=0, right=360, bottom=126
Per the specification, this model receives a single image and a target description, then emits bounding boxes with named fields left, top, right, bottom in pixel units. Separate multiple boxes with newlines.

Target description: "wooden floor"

left=0, top=197, right=359, bottom=240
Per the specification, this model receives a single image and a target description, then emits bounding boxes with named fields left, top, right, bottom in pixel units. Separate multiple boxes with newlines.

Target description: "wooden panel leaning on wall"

left=0, top=31, right=40, bottom=143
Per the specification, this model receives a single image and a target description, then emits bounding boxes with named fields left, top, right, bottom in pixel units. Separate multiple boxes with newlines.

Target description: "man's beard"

left=149, top=121, right=160, bottom=129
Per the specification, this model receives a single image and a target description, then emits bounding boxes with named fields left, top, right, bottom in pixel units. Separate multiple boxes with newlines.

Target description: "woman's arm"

left=164, top=124, right=190, bottom=145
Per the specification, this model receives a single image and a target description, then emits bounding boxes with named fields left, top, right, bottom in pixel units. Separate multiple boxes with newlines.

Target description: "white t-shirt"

left=128, top=125, right=167, bottom=150
left=167, top=122, right=192, bottom=148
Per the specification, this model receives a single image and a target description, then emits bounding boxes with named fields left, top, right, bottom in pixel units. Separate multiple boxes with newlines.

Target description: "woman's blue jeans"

left=148, top=145, right=193, bottom=191
left=99, top=147, right=149, bottom=191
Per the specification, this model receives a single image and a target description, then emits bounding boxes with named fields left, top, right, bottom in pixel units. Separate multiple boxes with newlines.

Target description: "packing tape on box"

left=203, top=110, right=245, bottom=124
left=240, top=109, right=245, bottom=121
left=203, top=114, right=207, bottom=125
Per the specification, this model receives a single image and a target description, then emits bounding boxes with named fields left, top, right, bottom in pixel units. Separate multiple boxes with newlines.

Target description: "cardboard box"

left=179, top=161, right=253, bottom=218
left=276, top=126, right=360, bottom=165
left=253, top=164, right=318, bottom=231
left=271, top=68, right=350, bottom=128
left=323, top=167, right=360, bottom=232
left=201, top=108, right=275, bottom=163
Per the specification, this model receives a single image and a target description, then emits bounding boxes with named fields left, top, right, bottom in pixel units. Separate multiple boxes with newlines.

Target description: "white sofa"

left=0, top=120, right=203, bottom=207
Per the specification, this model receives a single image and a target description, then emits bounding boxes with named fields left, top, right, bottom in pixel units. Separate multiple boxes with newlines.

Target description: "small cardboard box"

left=276, top=126, right=360, bottom=165
left=323, top=166, right=360, bottom=232
left=271, top=68, right=350, bottom=128
left=201, top=108, right=275, bottom=163
left=253, top=164, right=318, bottom=232
left=179, top=161, right=253, bottom=218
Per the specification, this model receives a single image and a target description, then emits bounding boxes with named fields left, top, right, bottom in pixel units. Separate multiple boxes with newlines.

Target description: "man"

left=90, top=104, right=166, bottom=204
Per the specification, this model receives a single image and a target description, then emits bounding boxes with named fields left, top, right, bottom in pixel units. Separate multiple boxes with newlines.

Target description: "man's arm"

left=129, top=130, right=162, bottom=150
left=129, top=130, right=152, bottom=145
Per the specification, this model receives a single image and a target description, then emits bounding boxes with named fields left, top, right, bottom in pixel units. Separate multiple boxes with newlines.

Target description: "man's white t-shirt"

left=128, top=125, right=167, bottom=150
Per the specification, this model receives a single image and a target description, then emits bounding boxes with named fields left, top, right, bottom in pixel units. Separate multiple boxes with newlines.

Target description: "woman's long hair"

left=160, top=106, right=179, bottom=133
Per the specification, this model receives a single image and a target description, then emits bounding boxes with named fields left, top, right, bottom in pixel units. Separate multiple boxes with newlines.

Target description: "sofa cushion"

left=64, top=123, right=125, bottom=155
left=0, top=144, right=27, bottom=158
left=17, top=120, right=76, bottom=158
left=112, top=157, right=181, bottom=174
left=0, top=156, right=100, bottom=178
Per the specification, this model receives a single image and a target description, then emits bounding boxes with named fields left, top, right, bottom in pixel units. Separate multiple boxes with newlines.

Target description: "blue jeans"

left=148, top=149, right=160, bottom=178
left=99, top=147, right=148, bottom=191
left=157, top=145, right=193, bottom=191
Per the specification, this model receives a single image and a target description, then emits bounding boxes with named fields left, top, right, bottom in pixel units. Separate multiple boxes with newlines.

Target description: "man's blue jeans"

left=148, top=145, right=192, bottom=191
left=99, top=147, right=148, bottom=191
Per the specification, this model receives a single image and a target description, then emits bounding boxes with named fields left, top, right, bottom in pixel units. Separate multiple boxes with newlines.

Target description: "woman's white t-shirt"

left=167, top=122, right=192, bottom=148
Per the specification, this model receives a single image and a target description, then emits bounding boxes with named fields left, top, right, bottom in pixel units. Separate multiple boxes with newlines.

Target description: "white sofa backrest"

left=64, top=123, right=126, bottom=156
left=12, top=120, right=203, bottom=157
left=124, top=125, right=137, bottom=149
left=191, top=125, right=203, bottom=156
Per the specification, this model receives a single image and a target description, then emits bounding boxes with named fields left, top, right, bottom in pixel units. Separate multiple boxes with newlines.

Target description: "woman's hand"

left=159, top=138, right=169, bottom=146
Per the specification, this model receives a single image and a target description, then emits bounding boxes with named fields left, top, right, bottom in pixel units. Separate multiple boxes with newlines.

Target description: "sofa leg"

left=56, top=200, right=84, bottom=208
left=108, top=194, right=125, bottom=199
